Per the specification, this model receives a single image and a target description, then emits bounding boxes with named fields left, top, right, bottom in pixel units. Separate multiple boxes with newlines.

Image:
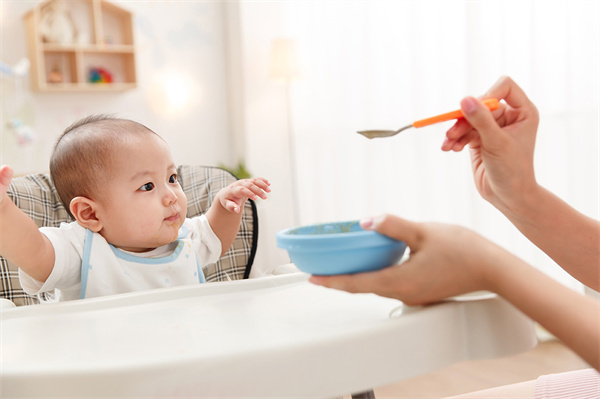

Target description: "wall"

left=235, top=2, right=297, bottom=271
left=1, top=1, right=234, bottom=176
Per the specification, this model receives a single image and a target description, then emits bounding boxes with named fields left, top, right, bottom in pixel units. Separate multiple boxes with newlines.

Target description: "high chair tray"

left=1, top=272, right=536, bottom=398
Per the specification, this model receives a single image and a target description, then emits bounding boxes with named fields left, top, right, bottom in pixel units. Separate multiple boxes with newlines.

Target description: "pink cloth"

left=535, top=368, right=600, bottom=399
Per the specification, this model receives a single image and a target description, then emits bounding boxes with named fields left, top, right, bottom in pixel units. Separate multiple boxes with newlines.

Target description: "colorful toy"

left=7, top=118, right=37, bottom=147
left=88, top=67, right=113, bottom=83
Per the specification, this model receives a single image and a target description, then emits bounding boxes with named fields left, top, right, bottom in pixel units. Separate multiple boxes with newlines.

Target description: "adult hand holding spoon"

left=357, top=98, right=500, bottom=139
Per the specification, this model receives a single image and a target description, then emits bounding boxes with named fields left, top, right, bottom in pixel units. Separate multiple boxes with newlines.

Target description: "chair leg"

left=352, top=389, right=376, bottom=399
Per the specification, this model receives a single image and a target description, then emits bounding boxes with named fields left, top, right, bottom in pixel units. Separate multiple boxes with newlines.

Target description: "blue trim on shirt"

left=110, top=240, right=185, bottom=264
left=196, top=258, right=206, bottom=283
left=177, top=224, right=189, bottom=240
left=80, top=229, right=94, bottom=299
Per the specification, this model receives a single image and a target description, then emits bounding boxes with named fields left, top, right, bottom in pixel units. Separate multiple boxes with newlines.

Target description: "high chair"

left=0, top=165, right=258, bottom=306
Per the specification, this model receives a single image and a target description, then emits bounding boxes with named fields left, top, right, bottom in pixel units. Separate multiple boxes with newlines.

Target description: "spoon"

left=358, top=98, right=500, bottom=139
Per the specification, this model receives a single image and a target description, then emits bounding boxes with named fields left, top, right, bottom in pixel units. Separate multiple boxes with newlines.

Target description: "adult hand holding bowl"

left=276, top=220, right=407, bottom=275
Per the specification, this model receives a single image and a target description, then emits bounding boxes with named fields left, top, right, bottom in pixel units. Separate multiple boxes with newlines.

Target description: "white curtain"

left=237, top=1, right=599, bottom=290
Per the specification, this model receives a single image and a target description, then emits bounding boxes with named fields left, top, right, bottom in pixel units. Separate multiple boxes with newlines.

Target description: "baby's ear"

left=70, top=197, right=102, bottom=232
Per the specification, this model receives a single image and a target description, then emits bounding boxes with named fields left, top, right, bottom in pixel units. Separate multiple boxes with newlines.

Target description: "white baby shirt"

left=19, top=215, right=221, bottom=301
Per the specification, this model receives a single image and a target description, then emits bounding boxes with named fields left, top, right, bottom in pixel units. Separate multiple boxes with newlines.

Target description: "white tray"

left=1, top=272, right=536, bottom=397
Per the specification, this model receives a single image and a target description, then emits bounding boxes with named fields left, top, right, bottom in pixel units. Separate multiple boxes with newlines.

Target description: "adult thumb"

left=460, top=96, right=504, bottom=150
left=360, top=214, right=421, bottom=249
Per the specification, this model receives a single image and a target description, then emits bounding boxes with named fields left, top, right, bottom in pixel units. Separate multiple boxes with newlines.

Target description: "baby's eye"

left=140, top=182, right=155, bottom=191
left=169, top=174, right=177, bottom=184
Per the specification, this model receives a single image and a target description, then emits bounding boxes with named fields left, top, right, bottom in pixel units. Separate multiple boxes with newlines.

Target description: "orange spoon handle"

left=412, top=98, right=499, bottom=128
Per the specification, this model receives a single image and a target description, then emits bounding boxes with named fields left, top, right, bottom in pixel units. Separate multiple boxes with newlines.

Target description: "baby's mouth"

left=164, top=213, right=180, bottom=222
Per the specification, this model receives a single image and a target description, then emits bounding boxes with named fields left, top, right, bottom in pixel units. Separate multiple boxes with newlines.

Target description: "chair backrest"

left=1, top=165, right=258, bottom=306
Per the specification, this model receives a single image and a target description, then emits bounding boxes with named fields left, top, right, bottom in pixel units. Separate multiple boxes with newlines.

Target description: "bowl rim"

left=276, top=220, right=365, bottom=238
left=275, top=220, right=404, bottom=251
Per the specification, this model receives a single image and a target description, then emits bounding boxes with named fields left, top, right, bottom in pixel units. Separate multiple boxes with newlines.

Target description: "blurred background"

left=1, top=0, right=598, bottom=290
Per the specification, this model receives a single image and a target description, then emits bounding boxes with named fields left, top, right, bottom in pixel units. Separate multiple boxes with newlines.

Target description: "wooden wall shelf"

left=23, top=0, right=137, bottom=92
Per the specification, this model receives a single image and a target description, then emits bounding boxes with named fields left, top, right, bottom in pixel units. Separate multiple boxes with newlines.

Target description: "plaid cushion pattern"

left=0, top=166, right=257, bottom=305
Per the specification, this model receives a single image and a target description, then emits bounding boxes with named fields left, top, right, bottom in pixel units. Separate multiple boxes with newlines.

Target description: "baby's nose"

left=163, top=188, right=178, bottom=206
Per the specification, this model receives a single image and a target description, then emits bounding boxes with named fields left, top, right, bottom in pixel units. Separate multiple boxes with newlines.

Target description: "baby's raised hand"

left=218, top=177, right=271, bottom=213
left=0, top=165, right=14, bottom=204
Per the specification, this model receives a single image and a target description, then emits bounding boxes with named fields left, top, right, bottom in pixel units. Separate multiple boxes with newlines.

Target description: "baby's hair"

left=50, top=114, right=161, bottom=217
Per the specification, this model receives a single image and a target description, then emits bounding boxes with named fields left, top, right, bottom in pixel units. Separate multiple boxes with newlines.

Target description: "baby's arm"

left=205, top=177, right=270, bottom=256
left=0, top=165, right=55, bottom=282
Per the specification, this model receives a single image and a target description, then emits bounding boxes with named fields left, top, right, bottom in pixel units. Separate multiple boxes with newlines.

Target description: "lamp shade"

left=269, top=38, right=301, bottom=82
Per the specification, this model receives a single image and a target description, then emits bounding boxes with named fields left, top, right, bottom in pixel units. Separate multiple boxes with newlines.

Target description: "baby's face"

left=94, top=134, right=188, bottom=252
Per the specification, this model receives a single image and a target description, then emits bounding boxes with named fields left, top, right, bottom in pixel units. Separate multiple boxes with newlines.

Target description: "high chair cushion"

left=1, top=165, right=258, bottom=306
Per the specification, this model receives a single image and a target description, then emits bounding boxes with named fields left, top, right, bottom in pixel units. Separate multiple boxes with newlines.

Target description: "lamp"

left=270, top=38, right=301, bottom=83
left=270, top=38, right=301, bottom=225
left=147, top=70, right=198, bottom=117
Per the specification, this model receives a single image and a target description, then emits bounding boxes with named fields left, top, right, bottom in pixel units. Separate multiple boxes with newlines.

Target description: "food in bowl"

left=276, top=220, right=407, bottom=275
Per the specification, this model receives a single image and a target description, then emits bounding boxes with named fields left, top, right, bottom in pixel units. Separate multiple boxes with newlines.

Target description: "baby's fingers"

left=227, top=185, right=264, bottom=203
left=224, top=185, right=266, bottom=212
left=224, top=199, right=242, bottom=213
left=249, top=177, right=271, bottom=193
left=240, top=178, right=270, bottom=200
left=234, top=185, right=260, bottom=201
left=0, top=165, right=14, bottom=190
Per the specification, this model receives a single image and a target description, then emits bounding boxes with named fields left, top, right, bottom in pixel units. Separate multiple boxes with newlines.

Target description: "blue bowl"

left=276, top=220, right=407, bottom=275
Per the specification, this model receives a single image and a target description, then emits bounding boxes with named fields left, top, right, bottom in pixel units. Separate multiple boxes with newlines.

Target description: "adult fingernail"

left=442, top=137, right=451, bottom=150
left=360, top=216, right=374, bottom=229
left=461, top=97, right=478, bottom=115
left=372, top=214, right=385, bottom=228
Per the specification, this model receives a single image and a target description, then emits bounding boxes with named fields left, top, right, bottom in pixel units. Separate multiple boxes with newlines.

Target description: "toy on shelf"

left=48, top=65, right=63, bottom=83
left=39, top=0, right=78, bottom=44
left=88, top=67, right=113, bottom=84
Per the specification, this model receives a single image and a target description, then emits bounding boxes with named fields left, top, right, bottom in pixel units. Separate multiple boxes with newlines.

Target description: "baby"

left=0, top=115, right=270, bottom=301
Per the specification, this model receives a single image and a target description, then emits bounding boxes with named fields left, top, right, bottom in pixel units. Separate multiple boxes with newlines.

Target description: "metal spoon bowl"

left=357, top=125, right=413, bottom=139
